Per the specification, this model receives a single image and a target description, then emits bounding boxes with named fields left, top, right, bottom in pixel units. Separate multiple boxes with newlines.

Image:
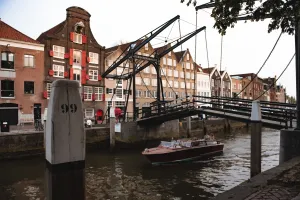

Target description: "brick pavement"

left=245, top=185, right=299, bottom=200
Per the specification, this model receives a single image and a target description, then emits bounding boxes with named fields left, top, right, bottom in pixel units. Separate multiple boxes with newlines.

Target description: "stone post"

left=250, top=100, right=262, bottom=178
left=110, top=107, right=116, bottom=152
left=280, top=129, right=300, bottom=164
left=187, top=116, right=191, bottom=138
left=45, top=80, right=85, bottom=200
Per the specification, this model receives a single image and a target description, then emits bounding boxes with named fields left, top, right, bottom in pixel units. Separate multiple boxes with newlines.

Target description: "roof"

left=37, top=21, right=65, bottom=41
left=202, top=67, right=215, bottom=74
left=230, top=73, right=255, bottom=78
left=0, top=20, right=40, bottom=44
left=105, top=39, right=144, bottom=55
left=154, top=44, right=169, bottom=54
left=174, top=50, right=185, bottom=62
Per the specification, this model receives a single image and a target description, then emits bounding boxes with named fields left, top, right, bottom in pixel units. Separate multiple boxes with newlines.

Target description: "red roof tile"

left=37, top=21, right=65, bottom=41
left=202, top=67, right=215, bottom=74
left=0, top=20, right=40, bottom=44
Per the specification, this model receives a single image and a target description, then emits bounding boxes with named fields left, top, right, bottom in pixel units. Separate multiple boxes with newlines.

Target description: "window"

left=153, top=90, right=157, bottom=98
left=136, top=90, right=141, bottom=97
left=181, top=82, right=185, bottom=89
left=47, top=83, right=51, bottom=98
left=186, top=72, right=190, bottom=79
left=84, top=86, right=93, bottom=101
left=167, top=58, right=172, bottom=66
left=115, top=101, right=125, bottom=107
left=180, top=72, right=184, bottom=78
left=187, top=82, right=190, bottom=89
left=169, top=80, right=173, bottom=87
left=24, top=81, right=34, bottom=94
left=173, top=60, right=177, bottom=67
left=73, top=50, right=81, bottom=64
left=152, top=79, right=157, bottom=86
left=89, top=70, right=98, bottom=81
left=107, top=101, right=113, bottom=107
left=174, top=81, right=179, bottom=88
left=89, top=52, right=99, bottom=64
left=53, top=64, right=64, bottom=78
left=144, top=67, right=150, bottom=73
left=186, top=62, right=191, bottom=69
left=116, top=89, right=123, bottom=98
left=144, top=78, right=150, bottom=85
left=136, top=77, right=141, bottom=85
left=163, top=57, right=166, bottom=65
left=191, top=73, right=194, bottom=79
left=145, top=43, right=148, bottom=50
left=53, top=45, right=65, bottom=59
left=168, top=69, right=173, bottom=77
left=162, top=80, right=166, bottom=87
left=1, top=52, right=14, bottom=69
left=94, top=87, right=103, bottom=101
left=74, top=33, right=82, bottom=44
left=152, top=66, right=157, bottom=74
left=85, top=108, right=94, bottom=118
left=1, top=80, right=14, bottom=97
left=174, top=70, right=178, bottom=77
left=168, top=52, right=171, bottom=56
left=187, top=53, right=190, bottom=60
left=24, top=55, right=34, bottom=67
left=192, top=83, right=195, bottom=89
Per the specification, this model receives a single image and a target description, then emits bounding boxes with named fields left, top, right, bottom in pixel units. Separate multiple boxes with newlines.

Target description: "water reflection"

left=0, top=131, right=280, bottom=200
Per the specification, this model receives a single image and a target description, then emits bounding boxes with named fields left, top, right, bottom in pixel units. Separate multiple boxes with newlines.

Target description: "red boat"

left=142, top=139, right=224, bottom=165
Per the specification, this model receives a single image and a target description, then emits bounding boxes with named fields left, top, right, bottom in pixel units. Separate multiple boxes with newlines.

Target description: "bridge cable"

left=193, top=11, right=198, bottom=96
left=204, top=29, right=210, bottom=69
left=178, top=19, right=188, bottom=99
left=255, top=53, right=295, bottom=101
left=220, top=35, right=223, bottom=72
left=234, top=31, right=283, bottom=98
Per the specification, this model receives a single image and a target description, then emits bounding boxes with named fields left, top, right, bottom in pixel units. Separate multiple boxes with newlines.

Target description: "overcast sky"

left=0, top=0, right=296, bottom=96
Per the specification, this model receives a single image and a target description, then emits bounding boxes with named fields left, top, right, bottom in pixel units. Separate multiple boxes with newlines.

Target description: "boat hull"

left=143, top=144, right=224, bottom=165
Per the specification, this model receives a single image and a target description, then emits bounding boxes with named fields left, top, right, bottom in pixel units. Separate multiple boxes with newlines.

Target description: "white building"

left=195, top=64, right=210, bottom=107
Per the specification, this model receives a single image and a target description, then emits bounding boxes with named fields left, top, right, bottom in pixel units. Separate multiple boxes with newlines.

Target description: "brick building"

left=231, top=76, right=243, bottom=98
left=263, top=76, right=286, bottom=102
left=37, top=7, right=106, bottom=123
left=202, top=66, right=221, bottom=97
left=231, top=73, right=264, bottom=100
left=0, top=20, right=45, bottom=125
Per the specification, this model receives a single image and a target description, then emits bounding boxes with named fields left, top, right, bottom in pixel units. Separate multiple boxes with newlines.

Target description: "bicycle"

left=34, top=119, right=44, bottom=131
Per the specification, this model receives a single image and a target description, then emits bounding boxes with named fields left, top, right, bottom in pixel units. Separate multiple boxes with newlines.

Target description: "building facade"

left=0, top=20, right=45, bottom=125
left=202, top=67, right=221, bottom=97
left=231, top=76, right=243, bottom=98
left=37, top=7, right=106, bottom=123
left=196, top=64, right=210, bottom=105
left=220, top=70, right=232, bottom=97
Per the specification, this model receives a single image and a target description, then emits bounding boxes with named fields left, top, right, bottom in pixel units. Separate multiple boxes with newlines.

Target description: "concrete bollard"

left=110, top=107, right=116, bottom=152
left=250, top=100, right=262, bottom=178
left=45, top=80, right=85, bottom=200
left=187, top=116, right=191, bottom=138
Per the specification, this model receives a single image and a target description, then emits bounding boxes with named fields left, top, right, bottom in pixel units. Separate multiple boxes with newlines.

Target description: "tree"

left=182, top=0, right=300, bottom=35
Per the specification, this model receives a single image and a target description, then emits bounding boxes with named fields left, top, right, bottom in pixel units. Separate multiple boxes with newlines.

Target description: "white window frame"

left=187, top=82, right=191, bottom=89
left=89, top=52, right=99, bottom=64
left=169, top=80, right=173, bottom=87
left=181, top=82, right=185, bottom=89
left=173, top=59, right=177, bottom=67
left=167, top=58, right=172, bottom=66
left=85, top=108, right=94, bottom=119
left=143, top=78, right=150, bottom=86
left=187, top=53, right=190, bottom=60
left=152, top=79, right=157, bottom=86
left=144, top=67, right=150, bottom=73
left=174, top=81, right=179, bottom=88
left=168, top=69, right=173, bottom=77
left=145, top=43, right=149, bottom=51
left=94, top=87, right=103, bottom=101
left=136, top=77, right=141, bottom=85
left=162, top=80, right=166, bottom=87
left=84, top=86, right=93, bottom=101
left=115, top=101, right=125, bottom=107
left=24, top=55, right=34, bottom=67
left=186, top=62, right=191, bottom=69
left=163, top=57, right=166, bottom=65
left=152, top=66, right=157, bottom=74
left=53, top=64, right=64, bottom=78
left=186, top=72, right=190, bottom=79
left=180, top=72, right=184, bottom=78
left=174, top=70, right=178, bottom=77
left=74, top=33, right=82, bottom=44
left=89, top=69, right=98, bottom=81
left=53, top=45, right=65, bottom=59
left=46, top=83, right=51, bottom=99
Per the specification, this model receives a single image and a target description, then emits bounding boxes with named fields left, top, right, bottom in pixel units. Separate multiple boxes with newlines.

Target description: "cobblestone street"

left=245, top=185, right=299, bottom=200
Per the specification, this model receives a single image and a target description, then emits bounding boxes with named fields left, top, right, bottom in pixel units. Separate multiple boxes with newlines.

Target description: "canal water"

left=0, top=130, right=279, bottom=200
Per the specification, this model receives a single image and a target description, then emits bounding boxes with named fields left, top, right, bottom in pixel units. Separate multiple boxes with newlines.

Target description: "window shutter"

left=82, top=35, right=87, bottom=44
left=113, top=88, right=116, bottom=94
left=49, top=50, right=54, bottom=57
left=69, top=68, right=74, bottom=80
left=70, top=32, right=74, bottom=42
left=43, top=91, right=48, bottom=99
left=81, top=70, right=86, bottom=84
left=106, top=88, right=109, bottom=94
left=87, top=57, right=90, bottom=63
left=69, top=49, right=73, bottom=66
left=64, top=53, right=70, bottom=59
left=98, top=75, right=102, bottom=81
left=81, top=51, right=86, bottom=67
left=92, top=93, right=95, bottom=101
left=48, top=69, right=54, bottom=76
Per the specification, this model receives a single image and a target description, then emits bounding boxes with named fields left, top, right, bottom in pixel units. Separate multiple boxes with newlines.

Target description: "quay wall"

left=0, top=119, right=246, bottom=159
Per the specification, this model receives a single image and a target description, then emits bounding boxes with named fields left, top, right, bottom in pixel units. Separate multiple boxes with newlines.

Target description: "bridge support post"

left=45, top=80, right=85, bottom=200
left=250, top=100, right=262, bottom=178
left=187, top=116, right=191, bottom=137
left=110, top=107, right=116, bottom=152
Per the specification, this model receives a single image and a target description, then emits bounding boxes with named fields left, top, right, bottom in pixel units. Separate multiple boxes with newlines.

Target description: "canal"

left=0, top=130, right=279, bottom=200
